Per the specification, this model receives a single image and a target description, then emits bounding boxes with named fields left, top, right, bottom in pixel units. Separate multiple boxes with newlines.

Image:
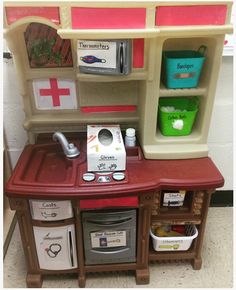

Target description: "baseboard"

left=210, top=190, right=233, bottom=207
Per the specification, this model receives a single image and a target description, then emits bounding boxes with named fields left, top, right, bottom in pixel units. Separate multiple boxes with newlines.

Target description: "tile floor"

left=3, top=207, right=233, bottom=288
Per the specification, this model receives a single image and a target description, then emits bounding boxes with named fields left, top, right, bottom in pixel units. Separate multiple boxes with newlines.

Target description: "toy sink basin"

left=13, top=143, right=85, bottom=187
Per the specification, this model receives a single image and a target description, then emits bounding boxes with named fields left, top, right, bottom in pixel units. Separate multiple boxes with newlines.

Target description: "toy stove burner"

left=82, top=172, right=125, bottom=183
left=82, top=172, right=96, bottom=182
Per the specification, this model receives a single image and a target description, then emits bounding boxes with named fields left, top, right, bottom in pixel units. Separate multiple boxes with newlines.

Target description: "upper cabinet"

left=3, top=0, right=233, bottom=158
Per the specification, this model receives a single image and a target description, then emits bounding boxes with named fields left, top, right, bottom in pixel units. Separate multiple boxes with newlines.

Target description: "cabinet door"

left=33, top=225, right=77, bottom=270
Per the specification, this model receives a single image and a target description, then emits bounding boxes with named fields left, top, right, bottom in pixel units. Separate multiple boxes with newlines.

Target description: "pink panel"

left=71, top=7, right=146, bottom=29
left=156, top=5, right=227, bottom=26
left=81, top=105, right=137, bottom=113
left=80, top=196, right=138, bottom=209
left=5, top=7, right=60, bottom=25
left=133, top=39, right=145, bottom=68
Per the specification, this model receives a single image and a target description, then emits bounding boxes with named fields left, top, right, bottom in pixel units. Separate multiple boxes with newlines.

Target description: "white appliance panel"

left=33, top=225, right=77, bottom=270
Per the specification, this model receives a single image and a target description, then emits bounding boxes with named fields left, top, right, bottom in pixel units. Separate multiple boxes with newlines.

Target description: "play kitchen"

left=4, top=0, right=232, bottom=288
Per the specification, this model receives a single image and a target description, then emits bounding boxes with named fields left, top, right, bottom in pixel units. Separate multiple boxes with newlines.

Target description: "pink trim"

left=5, top=7, right=60, bottom=25
left=133, top=39, right=145, bottom=68
left=80, top=196, right=138, bottom=209
left=81, top=105, right=137, bottom=113
left=156, top=5, right=227, bottom=26
left=71, top=7, right=146, bottom=29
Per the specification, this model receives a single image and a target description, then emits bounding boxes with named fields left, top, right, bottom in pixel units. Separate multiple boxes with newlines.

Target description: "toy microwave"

left=77, top=39, right=132, bottom=75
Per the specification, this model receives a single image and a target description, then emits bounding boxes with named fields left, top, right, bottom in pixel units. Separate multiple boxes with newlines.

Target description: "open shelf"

left=155, top=128, right=202, bottom=144
left=25, top=68, right=76, bottom=80
left=149, top=244, right=196, bottom=261
left=159, top=190, right=193, bottom=212
left=159, top=83, right=207, bottom=97
left=140, top=34, right=226, bottom=160
left=78, top=80, right=139, bottom=107
left=23, top=112, right=139, bottom=130
left=149, top=222, right=199, bottom=261
left=151, top=217, right=202, bottom=226
left=142, top=142, right=208, bottom=159
left=77, top=71, right=148, bottom=82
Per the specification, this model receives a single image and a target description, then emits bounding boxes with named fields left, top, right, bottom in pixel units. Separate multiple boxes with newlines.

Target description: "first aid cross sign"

left=39, top=78, right=70, bottom=107
left=33, top=78, right=78, bottom=110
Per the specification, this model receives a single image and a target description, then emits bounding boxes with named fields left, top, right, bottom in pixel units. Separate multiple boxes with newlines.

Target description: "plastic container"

left=125, top=128, right=136, bottom=147
left=161, top=46, right=206, bottom=89
left=158, top=97, right=199, bottom=136
left=150, top=224, right=198, bottom=251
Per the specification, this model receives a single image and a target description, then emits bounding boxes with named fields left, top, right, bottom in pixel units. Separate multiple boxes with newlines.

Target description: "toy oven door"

left=82, top=209, right=136, bottom=265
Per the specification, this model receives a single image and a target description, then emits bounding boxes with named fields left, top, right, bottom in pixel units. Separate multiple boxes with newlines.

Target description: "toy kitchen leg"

left=73, top=204, right=86, bottom=288
left=135, top=192, right=154, bottom=284
left=191, top=189, right=214, bottom=270
left=8, top=198, right=43, bottom=288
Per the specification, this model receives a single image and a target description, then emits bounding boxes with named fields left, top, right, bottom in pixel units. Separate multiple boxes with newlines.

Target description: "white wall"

left=3, top=56, right=233, bottom=190
left=208, top=56, right=233, bottom=190
left=3, top=58, right=28, bottom=168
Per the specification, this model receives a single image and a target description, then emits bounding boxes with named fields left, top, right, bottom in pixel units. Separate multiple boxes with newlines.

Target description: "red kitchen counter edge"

left=5, top=144, right=224, bottom=199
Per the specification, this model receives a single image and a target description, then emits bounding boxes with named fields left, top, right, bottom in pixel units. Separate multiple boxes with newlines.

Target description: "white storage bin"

left=150, top=225, right=198, bottom=251
left=29, top=200, right=73, bottom=221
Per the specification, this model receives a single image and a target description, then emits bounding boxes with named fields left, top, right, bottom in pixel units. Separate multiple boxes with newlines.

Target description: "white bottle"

left=125, top=128, right=136, bottom=147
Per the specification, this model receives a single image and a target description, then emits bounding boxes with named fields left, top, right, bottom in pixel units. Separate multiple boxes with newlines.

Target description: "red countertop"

left=5, top=135, right=224, bottom=199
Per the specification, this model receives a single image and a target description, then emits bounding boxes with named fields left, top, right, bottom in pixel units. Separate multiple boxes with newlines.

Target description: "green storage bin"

left=161, top=46, right=207, bottom=89
left=158, top=97, right=199, bottom=136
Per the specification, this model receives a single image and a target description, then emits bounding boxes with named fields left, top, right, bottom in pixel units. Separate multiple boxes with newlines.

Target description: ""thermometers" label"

left=78, top=40, right=117, bottom=69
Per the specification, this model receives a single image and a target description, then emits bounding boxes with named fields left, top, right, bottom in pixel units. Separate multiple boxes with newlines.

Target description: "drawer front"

left=33, top=225, right=77, bottom=270
left=30, top=200, right=73, bottom=221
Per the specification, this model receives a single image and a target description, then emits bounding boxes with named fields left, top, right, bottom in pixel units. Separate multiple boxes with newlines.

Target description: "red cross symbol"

left=39, top=78, right=70, bottom=107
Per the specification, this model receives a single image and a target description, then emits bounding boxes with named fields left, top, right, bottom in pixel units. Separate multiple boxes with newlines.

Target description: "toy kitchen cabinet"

left=4, top=0, right=233, bottom=288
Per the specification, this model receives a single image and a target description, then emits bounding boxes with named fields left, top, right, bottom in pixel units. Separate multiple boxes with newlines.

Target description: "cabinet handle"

left=86, top=217, right=132, bottom=226
left=119, top=42, right=124, bottom=73
left=68, top=230, right=74, bottom=267
left=91, top=247, right=129, bottom=255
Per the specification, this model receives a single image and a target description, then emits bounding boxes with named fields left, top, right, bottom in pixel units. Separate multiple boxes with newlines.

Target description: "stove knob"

left=83, top=172, right=95, bottom=182
left=112, top=172, right=125, bottom=181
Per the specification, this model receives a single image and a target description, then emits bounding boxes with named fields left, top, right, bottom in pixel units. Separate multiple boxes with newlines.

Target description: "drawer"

left=29, top=200, right=73, bottom=221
